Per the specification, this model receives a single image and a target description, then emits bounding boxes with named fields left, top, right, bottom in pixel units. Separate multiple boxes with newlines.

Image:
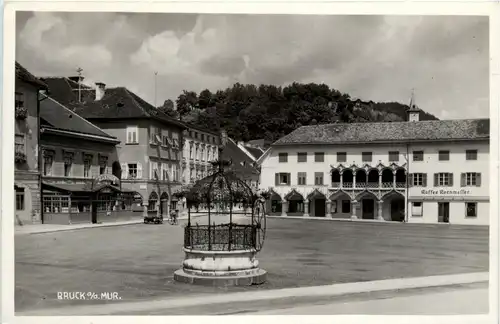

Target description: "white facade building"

left=182, top=127, right=220, bottom=184
left=257, top=110, right=489, bottom=225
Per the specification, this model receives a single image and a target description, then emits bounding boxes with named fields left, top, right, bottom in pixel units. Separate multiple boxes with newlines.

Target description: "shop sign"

left=420, top=189, right=471, bottom=195
left=93, top=174, right=120, bottom=187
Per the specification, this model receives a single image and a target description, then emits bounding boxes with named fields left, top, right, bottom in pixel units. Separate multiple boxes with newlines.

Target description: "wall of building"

left=407, top=141, right=489, bottom=225
left=260, top=143, right=408, bottom=197
left=15, top=80, right=41, bottom=224
left=259, top=140, right=489, bottom=225
left=41, top=133, right=119, bottom=181
left=183, top=128, right=219, bottom=184
left=91, top=119, right=187, bottom=214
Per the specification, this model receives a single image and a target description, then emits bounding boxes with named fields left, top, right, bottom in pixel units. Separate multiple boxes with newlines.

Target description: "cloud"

left=16, top=12, right=489, bottom=119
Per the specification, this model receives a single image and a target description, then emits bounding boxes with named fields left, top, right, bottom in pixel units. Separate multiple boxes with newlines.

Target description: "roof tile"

left=273, top=119, right=490, bottom=145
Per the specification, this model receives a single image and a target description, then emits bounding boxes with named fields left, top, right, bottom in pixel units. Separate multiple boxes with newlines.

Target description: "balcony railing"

left=329, top=181, right=406, bottom=189
left=382, top=182, right=393, bottom=188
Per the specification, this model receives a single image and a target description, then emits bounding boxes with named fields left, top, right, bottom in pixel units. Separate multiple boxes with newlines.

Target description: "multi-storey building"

left=14, top=62, right=48, bottom=225
left=39, top=95, right=125, bottom=224
left=257, top=109, right=489, bottom=225
left=182, top=125, right=220, bottom=183
left=42, top=77, right=186, bottom=218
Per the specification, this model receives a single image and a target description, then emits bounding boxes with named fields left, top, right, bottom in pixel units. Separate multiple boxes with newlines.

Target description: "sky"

left=16, top=12, right=489, bottom=119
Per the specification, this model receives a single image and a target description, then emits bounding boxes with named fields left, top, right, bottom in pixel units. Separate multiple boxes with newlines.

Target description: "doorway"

left=362, top=199, right=375, bottom=219
left=314, top=199, right=326, bottom=217
left=438, top=202, right=450, bottom=223
left=390, top=199, right=405, bottom=222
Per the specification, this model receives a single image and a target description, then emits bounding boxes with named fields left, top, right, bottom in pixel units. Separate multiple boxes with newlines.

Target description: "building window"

left=341, top=200, right=350, bottom=213
left=201, top=134, right=205, bottom=141
left=43, top=195, right=70, bottom=213
left=388, top=151, right=399, bottom=162
left=314, top=152, right=325, bottom=162
left=15, top=134, right=25, bottom=154
left=297, top=152, right=307, bottom=163
left=15, top=92, right=25, bottom=108
left=148, top=192, right=158, bottom=211
left=297, top=172, right=307, bottom=185
left=43, top=155, right=53, bottom=176
left=149, top=126, right=161, bottom=144
left=173, top=164, right=178, bottom=182
left=412, top=202, right=423, bottom=216
left=128, top=163, right=138, bottom=179
left=434, top=173, right=453, bottom=187
left=465, top=202, right=477, bottom=217
left=337, top=152, right=347, bottom=163
left=189, top=145, right=193, bottom=159
left=278, top=153, right=288, bottom=163
left=99, top=156, right=108, bottom=175
left=438, top=150, right=450, bottom=161
left=83, top=158, right=91, bottom=178
left=150, top=162, right=159, bottom=180
left=462, top=172, right=481, bottom=187
left=16, top=187, right=25, bottom=211
left=314, top=172, right=324, bottom=185
left=275, top=173, right=290, bottom=186
left=362, top=152, right=372, bottom=162
left=466, top=150, right=478, bottom=161
left=413, top=151, right=424, bottom=161
left=195, top=132, right=198, bottom=139
left=411, top=173, right=427, bottom=187
left=63, top=154, right=73, bottom=177
left=126, top=126, right=138, bottom=144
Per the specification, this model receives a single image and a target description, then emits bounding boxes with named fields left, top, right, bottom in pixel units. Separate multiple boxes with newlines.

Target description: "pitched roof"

left=244, top=146, right=265, bottom=160
left=40, top=96, right=117, bottom=140
left=273, top=119, right=490, bottom=146
left=42, top=77, right=185, bottom=128
left=221, top=139, right=260, bottom=178
left=15, top=62, right=48, bottom=89
left=40, top=77, right=92, bottom=104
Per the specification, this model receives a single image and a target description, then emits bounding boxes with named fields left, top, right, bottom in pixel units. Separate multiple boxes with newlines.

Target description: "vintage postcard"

left=2, top=1, right=498, bottom=324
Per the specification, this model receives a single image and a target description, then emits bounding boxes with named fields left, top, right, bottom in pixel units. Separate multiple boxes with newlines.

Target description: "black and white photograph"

left=3, top=3, right=498, bottom=321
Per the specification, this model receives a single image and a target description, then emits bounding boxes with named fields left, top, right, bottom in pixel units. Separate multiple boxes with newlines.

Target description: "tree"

left=173, top=82, right=438, bottom=142
left=198, top=89, right=213, bottom=109
left=158, top=99, right=178, bottom=119
left=176, top=90, right=198, bottom=118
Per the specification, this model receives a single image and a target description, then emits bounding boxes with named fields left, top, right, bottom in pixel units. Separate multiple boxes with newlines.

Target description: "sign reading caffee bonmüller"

left=420, top=189, right=471, bottom=195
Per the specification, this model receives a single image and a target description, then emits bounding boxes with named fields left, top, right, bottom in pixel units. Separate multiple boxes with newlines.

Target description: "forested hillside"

left=158, top=82, right=438, bottom=142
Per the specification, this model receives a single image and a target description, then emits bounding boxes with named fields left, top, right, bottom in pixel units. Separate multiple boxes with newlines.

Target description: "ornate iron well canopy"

left=174, top=131, right=268, bottom=286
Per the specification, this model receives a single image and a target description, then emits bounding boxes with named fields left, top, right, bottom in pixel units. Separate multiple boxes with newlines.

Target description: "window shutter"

left=137, top=163, right=143, bottom=179
left=460, top=173, right=465, bottom=187
left=287, top=173, right=291, bottom=185
left=121, top=163, right=127, bottom=179
left=448, top=173, right=453, bottom=186
left=476, top=173, right=481, bottom=187
left=433, top=173, right=438, bottom=187
left=275, top=173, right=279, bottom=186
left=409, top=174, right=414, bottom=187
left=422, top=174, right=427, bottom=187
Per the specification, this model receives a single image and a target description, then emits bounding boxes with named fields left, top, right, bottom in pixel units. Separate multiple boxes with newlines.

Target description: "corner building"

left=258, top=110, right=489, bottom=225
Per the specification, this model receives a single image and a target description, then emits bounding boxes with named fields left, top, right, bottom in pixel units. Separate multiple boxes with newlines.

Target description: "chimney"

left=95, top=82, right=106, bottom=101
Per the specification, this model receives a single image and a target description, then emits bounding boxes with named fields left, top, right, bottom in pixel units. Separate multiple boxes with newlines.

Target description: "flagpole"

left=154, top=72, right=158, bottom=107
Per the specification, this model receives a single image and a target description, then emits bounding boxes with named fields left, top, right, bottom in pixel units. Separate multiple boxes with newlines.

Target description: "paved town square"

left=15, top=219, right=489, bottom=313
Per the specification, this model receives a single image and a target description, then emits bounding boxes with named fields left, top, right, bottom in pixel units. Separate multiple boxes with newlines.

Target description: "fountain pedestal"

left=174, top=248, right=267, bottom=286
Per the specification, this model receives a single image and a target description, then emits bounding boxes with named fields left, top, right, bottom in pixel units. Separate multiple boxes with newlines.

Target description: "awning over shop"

left=42, top=182, right=121, bottom=194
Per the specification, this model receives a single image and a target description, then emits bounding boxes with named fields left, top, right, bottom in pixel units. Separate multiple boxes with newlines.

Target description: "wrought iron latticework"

left=184, top=149, right=267, bottom=252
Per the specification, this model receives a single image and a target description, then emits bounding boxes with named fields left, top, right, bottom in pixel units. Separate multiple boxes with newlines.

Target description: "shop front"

left=42, top=174, right=143, bottom=225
